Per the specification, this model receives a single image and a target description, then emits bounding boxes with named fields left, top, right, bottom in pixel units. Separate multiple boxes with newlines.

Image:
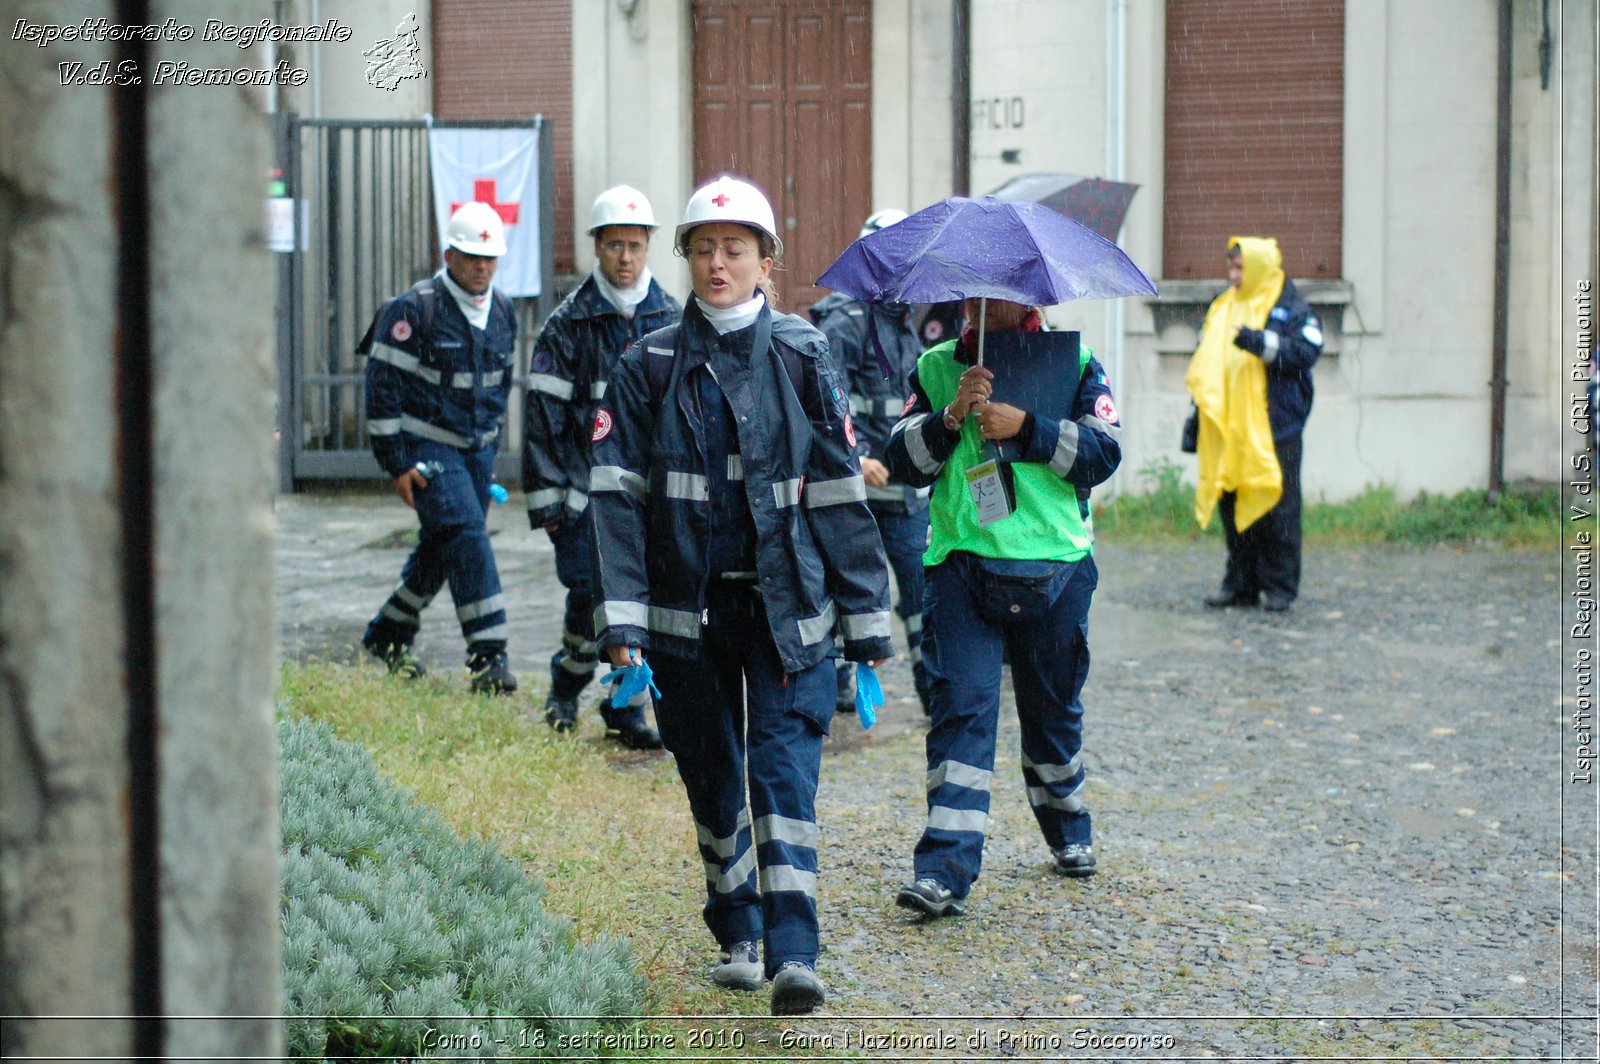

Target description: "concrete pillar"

left=1, top=2, right=282, bottom=1058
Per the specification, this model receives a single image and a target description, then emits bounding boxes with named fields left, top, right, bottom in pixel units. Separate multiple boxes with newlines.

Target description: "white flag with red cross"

left=428, top=126, right=541, bottom=297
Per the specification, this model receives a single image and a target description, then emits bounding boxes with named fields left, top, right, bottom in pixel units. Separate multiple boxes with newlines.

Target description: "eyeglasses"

left=685, top=237, right=757, bottom=260
left=600, top=240, right=647, bottom=256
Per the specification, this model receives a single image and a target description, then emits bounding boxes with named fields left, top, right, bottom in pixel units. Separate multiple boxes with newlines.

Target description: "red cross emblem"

left=451, top=179, right=520, bottom=225
left=627, top=201, right=638, bottom=211
left=711, top=193, right=730, bottom=207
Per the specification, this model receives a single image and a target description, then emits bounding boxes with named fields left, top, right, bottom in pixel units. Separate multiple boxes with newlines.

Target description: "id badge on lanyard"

left=965, top=455, right=1013, bottom=526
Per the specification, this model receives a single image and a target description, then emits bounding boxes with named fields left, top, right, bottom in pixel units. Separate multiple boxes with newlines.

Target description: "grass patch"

left=1095, top=458, right=1560, bottom=547
left=279, top=660, right=847, bottom=1058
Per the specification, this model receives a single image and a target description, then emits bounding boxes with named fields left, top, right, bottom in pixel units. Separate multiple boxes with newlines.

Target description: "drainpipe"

left=1104, top=0, right=1127, bottom=494
left=1488, top=0, right=1512, bottom=501
left=952, top=0, right=970, bottom=196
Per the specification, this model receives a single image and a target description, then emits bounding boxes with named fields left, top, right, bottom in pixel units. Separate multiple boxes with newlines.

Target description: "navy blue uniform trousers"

left=650, top=583, right=833, bottom=977
left=1218, top=432, right=1304, bottom=603
left=914, top=551, right=1098, bottom=897
left=546, top=519, right=647, bottom=729
left=363, top=439, right=508, bottom=663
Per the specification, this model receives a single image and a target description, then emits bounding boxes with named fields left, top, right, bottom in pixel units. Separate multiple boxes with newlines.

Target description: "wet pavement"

left=273, top=489, right=1595, bottom=1058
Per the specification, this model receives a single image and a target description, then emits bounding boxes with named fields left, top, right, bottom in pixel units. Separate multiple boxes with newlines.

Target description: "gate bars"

left=274, top=114, right=556, bottom=488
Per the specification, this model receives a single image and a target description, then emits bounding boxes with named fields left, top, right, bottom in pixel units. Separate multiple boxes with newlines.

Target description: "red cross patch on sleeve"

left=591, top=408, right=614, bottom=443
left=843, top=412, right=857, bottom=448
left=1094, top=394, right=1120, bottom=425
left=390, top=319, right=413, bottom=343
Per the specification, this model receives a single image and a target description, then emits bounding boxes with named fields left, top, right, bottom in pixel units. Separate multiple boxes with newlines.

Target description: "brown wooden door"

left=693, top=0, right=872, bottom=313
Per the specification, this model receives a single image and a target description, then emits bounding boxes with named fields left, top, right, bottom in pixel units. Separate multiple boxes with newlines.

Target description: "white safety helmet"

left=676, top=176, right=782, bottom=256
left=588, top=184, right=658, bottom=234
left=859, top=207, right=909, bottom=238
left=445, top=201, right=508, bottom=257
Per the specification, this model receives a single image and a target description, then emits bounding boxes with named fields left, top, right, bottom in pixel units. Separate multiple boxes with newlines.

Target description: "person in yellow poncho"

left=1186, top=237, right=1323, bottom=611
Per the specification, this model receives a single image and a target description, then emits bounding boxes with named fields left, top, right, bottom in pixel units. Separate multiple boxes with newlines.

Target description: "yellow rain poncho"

left=1186, top=236, right=1284, bottom=531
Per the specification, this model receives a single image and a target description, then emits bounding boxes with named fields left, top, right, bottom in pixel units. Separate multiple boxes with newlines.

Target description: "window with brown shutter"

left=1163, top=0, right=1344, bottom=279
left=432, top=0, right=576, bottom=275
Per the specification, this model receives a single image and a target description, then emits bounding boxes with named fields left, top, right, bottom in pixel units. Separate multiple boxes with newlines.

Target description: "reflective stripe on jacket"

left=521, top=275, right=682, bottom=526
left=361, top=274, right=516, bottom=478
left=811, top=292, right=930, bottom=513
left=885, top=337, right=1123, bottom=566
left=589, top=299, right=895, bottom=673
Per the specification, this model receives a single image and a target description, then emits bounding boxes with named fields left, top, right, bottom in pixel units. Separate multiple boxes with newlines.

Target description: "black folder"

left=983, top=331, right=1082, bottom=462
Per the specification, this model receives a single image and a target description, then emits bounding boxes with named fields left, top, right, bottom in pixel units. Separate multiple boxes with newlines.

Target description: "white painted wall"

left=568, top=0, right=1592, bottom=500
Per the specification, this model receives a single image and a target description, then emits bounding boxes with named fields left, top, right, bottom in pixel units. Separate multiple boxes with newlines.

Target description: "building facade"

left=280, top=0, right=1597, bottom=500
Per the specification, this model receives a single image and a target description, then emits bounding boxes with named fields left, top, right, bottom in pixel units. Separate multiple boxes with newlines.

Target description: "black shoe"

left=1052, top=843, right=1097, bottom=878
left=544, top=695, right=578, bottom=732
left=468, top=653, right=517, bottom=695
left=770, top=961, right=825, bottom=1016
left=605, top=720, right=663, bottom=750
left=1203, top=590, right=1259, bottom=608
left=896, top=878, right=964, bottom=918
left=365, top=640, right=428, bottom=679
left=1262, top=594, right=1293, bottom=612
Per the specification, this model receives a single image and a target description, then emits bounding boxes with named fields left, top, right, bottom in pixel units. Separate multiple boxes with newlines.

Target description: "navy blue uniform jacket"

left=588, top=299, right=895, bottom=673
left=521, top=273, right=681, bottom=528
left=361, top=274, right=517, bottom=478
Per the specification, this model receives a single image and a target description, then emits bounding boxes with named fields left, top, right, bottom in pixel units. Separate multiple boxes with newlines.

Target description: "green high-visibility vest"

left=916, top=339, right=1097, bottom=567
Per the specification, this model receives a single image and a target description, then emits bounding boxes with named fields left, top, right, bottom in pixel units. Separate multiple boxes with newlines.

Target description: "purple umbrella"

left=817, top=195, right=1156, bottom=366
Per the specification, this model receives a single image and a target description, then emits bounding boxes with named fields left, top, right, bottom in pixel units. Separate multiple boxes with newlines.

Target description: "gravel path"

left=275, top=494, right=1593, bottom=1059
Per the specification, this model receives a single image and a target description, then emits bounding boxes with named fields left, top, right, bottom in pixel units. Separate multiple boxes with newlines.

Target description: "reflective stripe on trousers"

left=913, top=551, right=1098, bottom=896
left=363, top=439, right=508, bottom=662
left=649, top=583, right=834, bottom=976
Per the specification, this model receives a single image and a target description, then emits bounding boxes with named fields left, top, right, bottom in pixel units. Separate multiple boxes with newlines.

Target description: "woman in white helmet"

left=587, top=176, right=895, bottom=1016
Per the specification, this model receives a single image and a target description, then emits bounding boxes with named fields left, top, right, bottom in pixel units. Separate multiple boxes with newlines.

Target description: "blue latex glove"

left=488, top=483, right=509, bottom=505
left=600, top=659, right=661, bottom=709
left=854, top=663, right=884, bottom=729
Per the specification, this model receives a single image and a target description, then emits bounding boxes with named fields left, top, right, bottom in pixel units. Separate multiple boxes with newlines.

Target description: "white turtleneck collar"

left=439, top=268, right=492, bottom=330
left=591, top=264, right=653, bottom=319
left=695, top=291, right=766, bottom=335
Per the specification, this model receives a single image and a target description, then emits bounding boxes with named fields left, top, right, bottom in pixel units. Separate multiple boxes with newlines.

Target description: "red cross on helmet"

left=588, top=184, right=658, bottom=234
left=676, top=176, right=782, bottom=255
left=446, top=201, right=507, bottom=257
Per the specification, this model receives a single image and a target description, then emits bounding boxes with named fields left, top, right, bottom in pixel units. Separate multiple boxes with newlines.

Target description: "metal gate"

left=273, top=114, right=556, bottom=489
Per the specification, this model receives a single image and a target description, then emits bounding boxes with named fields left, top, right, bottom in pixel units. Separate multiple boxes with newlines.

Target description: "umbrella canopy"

left=816, top=196, right=1156, bottom=309
left=988, top=172, right=1141, bottom=243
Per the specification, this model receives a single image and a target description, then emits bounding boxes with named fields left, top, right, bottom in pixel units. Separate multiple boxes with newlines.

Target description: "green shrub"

left=278, top=716, right=645, bottom=1059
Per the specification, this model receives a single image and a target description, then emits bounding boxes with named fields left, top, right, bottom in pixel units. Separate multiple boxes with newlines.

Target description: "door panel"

left=693, top=1, right=872, bottom=314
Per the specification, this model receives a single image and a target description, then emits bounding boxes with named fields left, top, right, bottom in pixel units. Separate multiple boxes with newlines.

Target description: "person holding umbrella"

left=587, top=176, right=895, bottom=1013
left=884, top=296, right=1121, bottom=916
left=818, top=195, right=1154, bottom=918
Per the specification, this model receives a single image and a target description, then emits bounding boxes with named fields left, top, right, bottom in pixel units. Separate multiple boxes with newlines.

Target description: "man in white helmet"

left=810, top=208, right=933, bottom=718
left=521, top=184, right=681, bottom=747
left=358, top=200, right=519, bottom=694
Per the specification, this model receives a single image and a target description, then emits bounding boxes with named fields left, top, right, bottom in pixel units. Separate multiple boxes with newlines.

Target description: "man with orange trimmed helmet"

left=522, top=184, right=681, bottom=746
left=358, top=200, right=519, bottom=694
